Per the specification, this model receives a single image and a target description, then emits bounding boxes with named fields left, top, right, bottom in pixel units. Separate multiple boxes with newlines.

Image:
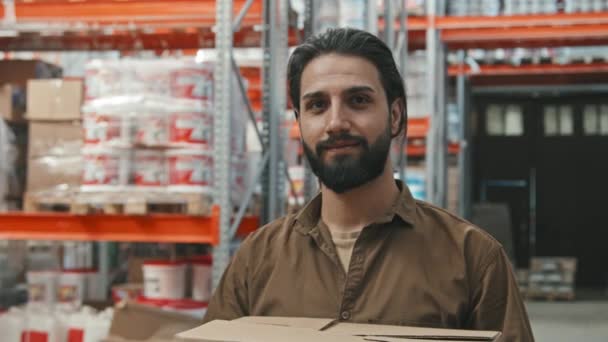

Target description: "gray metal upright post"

left=261, top=0, right=289, bottom=223
left=212, top=0, right=234, bottom=289
left=302, top=0, right=317, bottom=202
left=367, top=0, right=379, bottom=35
left=98, top=242, right=109, bottom=299
left=425, top=0, right=447, bottom=207
left=384, top=0, right=395, bottom=49
left=397, top=0, right=409, bottom=182
left=436, top=42, right=448, bottom=208
left=456, top=50, right=472, bottom=219
left=425, top=0, right=438, bottom=204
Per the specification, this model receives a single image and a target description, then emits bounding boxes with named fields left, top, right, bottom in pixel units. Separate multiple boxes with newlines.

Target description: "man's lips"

left=324, top=140, right=360, bottom=150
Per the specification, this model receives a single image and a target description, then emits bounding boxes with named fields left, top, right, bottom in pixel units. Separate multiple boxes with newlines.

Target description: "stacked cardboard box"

left=24, top=79, right=84, bottom=208
left=0, top=60, right=62, bottom=210
left=0, top=60, right=62, bottom=123
left=527, top=257, right=577, bottom=300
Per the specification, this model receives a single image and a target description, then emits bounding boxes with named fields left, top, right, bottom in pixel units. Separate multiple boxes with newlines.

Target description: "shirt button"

left=341, top=310, right=351, bottom=320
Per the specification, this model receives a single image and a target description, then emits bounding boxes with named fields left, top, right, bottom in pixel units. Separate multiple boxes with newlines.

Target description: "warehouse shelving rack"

left=2, top=0, right=608, bottom=291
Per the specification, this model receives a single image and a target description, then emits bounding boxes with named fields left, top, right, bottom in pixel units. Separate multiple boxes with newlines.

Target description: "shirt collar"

left=294, top=179, right=417, bottom=235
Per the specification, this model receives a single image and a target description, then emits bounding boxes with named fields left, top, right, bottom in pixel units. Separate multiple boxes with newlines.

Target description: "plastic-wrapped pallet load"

left=81, top=58, right=249, bottom=208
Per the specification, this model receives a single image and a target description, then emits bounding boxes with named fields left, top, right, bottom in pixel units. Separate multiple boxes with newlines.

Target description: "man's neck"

left=321, top=164, right=400, bottom=233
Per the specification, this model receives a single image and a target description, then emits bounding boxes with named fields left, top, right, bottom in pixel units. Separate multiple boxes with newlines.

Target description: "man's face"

left=298, top=53, right=401, bottom=194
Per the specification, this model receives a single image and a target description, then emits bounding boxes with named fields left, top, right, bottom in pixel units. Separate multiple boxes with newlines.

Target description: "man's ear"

left=390, top=98, right=404, bottom=137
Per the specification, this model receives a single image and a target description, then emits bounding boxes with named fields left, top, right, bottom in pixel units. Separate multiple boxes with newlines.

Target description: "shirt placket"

left=338, top=227, right=372, bottom=322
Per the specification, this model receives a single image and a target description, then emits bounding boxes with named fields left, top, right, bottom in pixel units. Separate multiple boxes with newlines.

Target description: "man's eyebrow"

left=301, top=91, right=325, bottom=101
left=343, top=86, right=375, bottom=94
left=302, top=86, right=375, bottom=101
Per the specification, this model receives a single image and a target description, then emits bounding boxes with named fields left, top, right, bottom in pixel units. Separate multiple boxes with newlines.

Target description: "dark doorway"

left=472, top=93, right=608, bottom=288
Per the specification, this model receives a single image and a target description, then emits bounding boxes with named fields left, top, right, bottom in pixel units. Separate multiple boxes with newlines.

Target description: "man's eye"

left=307, top=100, right=326, bottom=111
left=350, top=95, right=370, bottom=106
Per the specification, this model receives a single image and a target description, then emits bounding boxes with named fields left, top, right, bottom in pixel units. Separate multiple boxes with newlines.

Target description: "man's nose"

left=325, top=101, right=351, bottom=134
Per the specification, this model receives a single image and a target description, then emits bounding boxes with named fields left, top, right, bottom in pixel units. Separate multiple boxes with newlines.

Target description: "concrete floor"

left=527, top=298, right=608, bottom=342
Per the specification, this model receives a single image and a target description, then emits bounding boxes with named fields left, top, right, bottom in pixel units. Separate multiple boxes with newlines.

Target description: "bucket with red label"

left=57, top=269, right=88, bottom=309
left=134, top=113, right=169, bottom=147
left=134, top=150, right=167, bottom=188
left=169, top=112, right=213, bottom=148
left=26, top=271, right=58, bottom=307
left=142, top=260, right=187, bottom=300
left=81, top=147, right=130, bottom=191
left=166, top=149, right=213, bottom=193
left=170, top=64, right=213, bottom=102
left=83, top=112, right=130, bottom=147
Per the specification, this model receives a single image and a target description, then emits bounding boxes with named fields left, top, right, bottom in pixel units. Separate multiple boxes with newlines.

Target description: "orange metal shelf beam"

left=436, top=12, right=608, bottom=29
left=0, top=209, right=259, bottom=243
left=438, top=12, right=608, bottom=49
left=2, top=0, right=262, bottom=26
left=448, top=62, right=608, bottom=77
left=407, top=142, right=460, bottom=157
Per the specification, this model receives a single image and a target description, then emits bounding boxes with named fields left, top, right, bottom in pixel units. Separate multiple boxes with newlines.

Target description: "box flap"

left=177, top=320, right=367, bottom=342
left=235, top=316, right=335, bottom=331
left=328, top=322, right=501, bottom=341
left=109, top=302, right=201, bottom=341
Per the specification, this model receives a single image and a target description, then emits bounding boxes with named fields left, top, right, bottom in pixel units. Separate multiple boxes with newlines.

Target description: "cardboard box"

left=28, top=121, right=83, bottom=158
left=178, top=317, right=502, bottom=342
left=26, top=79, right=83, bottom=120
left=106, top=302, right=202, bottom=342
left=0, top=60, right=61, bottom=86
left=26, top=121, right=83, bottom=194
left=26, top=154, right=82, bottom=194
left=0, top=84, right=27, bottom=121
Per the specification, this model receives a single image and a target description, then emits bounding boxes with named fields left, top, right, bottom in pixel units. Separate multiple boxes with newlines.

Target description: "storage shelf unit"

left=3, top=0, right=608, bottom=288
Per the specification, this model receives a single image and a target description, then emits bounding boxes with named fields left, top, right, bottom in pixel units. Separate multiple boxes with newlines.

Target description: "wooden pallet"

left=24, top=191, right=211, bottom=216
left=524, top=291, right=575, bottom=302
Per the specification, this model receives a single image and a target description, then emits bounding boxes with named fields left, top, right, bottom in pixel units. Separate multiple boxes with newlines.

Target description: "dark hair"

left=287, top=27, right=407, bottom=137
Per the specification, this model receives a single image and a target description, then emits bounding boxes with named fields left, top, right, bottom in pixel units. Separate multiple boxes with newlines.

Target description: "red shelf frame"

left=0, top=0, right=304, bottom=50
left=448, top=62, right=608, bottom=86
left=438, top=12, right=608, bottom=49
left=0, top=207, right=259, bottom=243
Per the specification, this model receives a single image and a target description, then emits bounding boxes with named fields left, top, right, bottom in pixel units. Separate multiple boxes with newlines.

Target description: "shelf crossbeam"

left=0, top=212, right=259, bottom=243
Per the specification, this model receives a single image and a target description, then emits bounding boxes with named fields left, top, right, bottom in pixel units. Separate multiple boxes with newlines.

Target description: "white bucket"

left=26, top=270, right=59, bottom=307
left=135, top=113, right=169, bottom=147
left=142, top=260, right=186, bottom=300
left=134, top=150, right=167, bottom=188
left=166, top=149, right=213, bottom=193
left=22, top=311, right=61, bottom=342
left=81, top=146, right=130, bottom=191
left=83, top=112, right=130, bottom=147
left=191, top=255, right=213, bottom=302
left=0, top=308, right=25, bottom=342
left=83, top=310, right=113, bottom=342
left=168, top=112, right=213, bottom=148
left=169, top=63, right=214, bottom=101
left=58, top=269, right=88, bottom=308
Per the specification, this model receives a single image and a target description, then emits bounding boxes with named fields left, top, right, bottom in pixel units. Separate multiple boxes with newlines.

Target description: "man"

left=204, top=28, right=534, bottom=341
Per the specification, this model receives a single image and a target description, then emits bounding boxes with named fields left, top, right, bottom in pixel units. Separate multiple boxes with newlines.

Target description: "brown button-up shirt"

left=204, top=181, right=534, bottom=342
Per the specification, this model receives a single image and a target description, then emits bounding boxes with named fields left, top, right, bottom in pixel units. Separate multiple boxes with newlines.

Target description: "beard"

left=302, top=124, right=392, bottom=194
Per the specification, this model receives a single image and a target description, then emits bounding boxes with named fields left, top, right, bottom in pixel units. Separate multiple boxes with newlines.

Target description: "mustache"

left=316, top=133, right=368, bottom=154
